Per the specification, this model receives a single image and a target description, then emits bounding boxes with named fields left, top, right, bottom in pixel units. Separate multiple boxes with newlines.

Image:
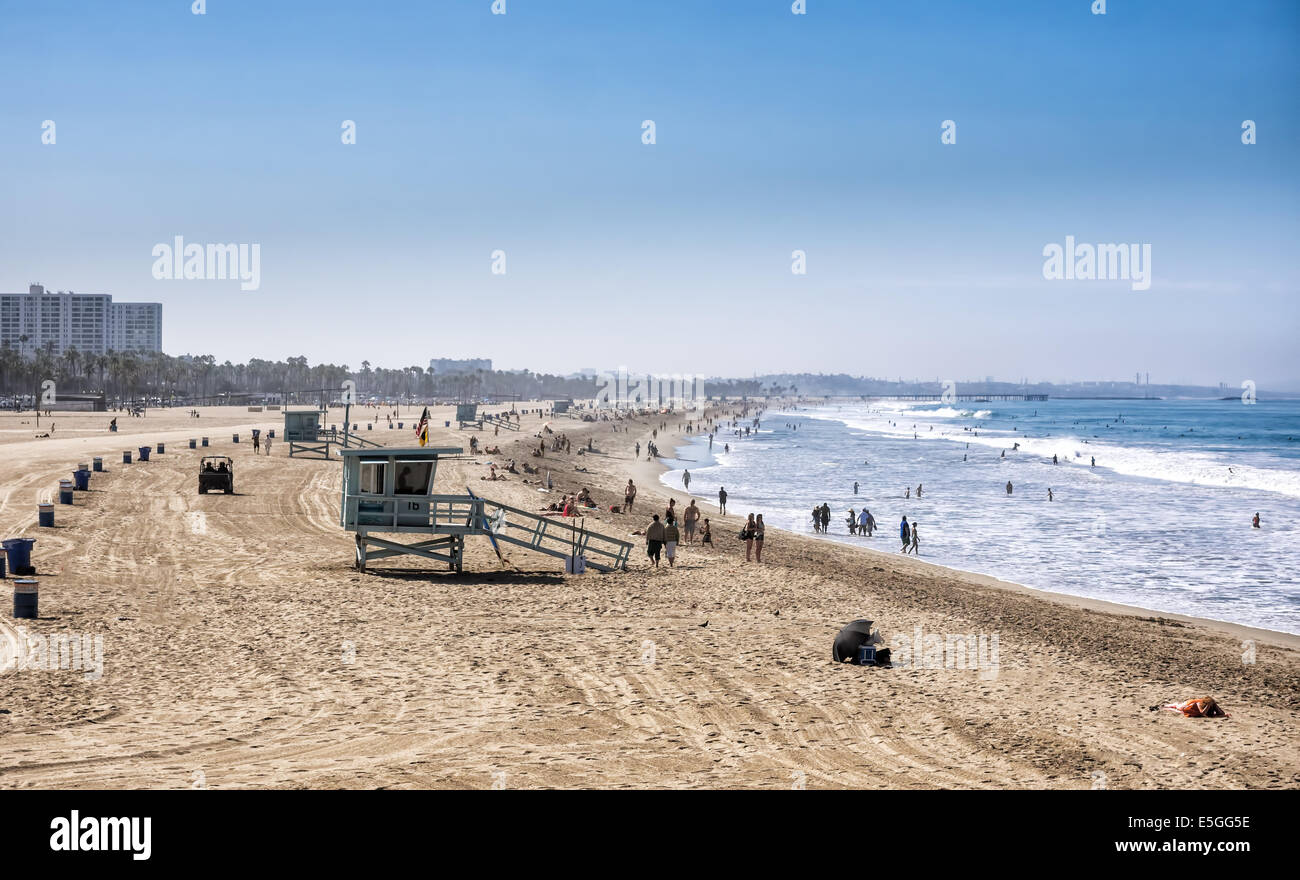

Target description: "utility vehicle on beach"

left=198, top=456, right=234, bottom=494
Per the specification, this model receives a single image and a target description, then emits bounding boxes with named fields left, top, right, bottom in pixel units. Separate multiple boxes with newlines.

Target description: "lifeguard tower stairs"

left=482, top=412, right=519, bottom=431
left=340, top=447, right=632, bottom=573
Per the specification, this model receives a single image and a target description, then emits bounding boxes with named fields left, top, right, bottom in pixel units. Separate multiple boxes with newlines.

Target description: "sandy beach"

left=1, top=404, right=1297, bottom=789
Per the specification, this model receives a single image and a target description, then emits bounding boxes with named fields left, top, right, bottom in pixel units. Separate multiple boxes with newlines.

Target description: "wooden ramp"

left=478, top=497, right=632, bottom=572
left=483, top=414, right=520, bottom=431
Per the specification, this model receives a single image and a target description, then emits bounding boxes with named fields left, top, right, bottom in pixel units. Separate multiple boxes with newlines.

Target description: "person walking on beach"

left=663, top=517, right=680, bottom=568
left=265, top=435, right=272, bottom=455
left=899, top=516, right=910, bottom=551
left=812, top=505, right=821, bottom=533
left=624, top=479, right=636, bottom=512
left=908, top=522, right=919, bottom=555
left=683, top=469, right=691, bottom=490
left=252, top=432, right=260, bottom=453
left=718, top=486, right=728, bottom=515
left=683, top=500, right=700, bottom=543
left=820, top=504, right=830, bottom=533
left=636, top=441, right=641, bottom=458
left=754, top=514, right=765, bottom=562
left=742, top=514, right=757, bottom=562
left=645, top=515, right=665, bottom=568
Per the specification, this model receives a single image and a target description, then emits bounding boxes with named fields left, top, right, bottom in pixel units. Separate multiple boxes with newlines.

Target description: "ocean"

left=660, top=398, right=1300, bottom=635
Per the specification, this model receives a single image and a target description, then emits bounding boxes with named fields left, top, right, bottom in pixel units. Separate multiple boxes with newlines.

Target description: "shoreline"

left=651, top=421, right=1300, bottom=649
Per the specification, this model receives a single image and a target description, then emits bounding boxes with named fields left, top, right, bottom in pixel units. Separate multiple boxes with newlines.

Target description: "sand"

left=0, top=403, right=1297, bottom=789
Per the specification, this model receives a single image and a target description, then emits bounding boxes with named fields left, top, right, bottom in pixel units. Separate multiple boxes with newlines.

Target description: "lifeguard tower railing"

left=478, top=498, right=631, bottom=572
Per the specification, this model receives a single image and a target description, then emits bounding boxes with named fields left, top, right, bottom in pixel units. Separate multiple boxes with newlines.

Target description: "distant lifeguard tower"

left=552, top=399, right=572, bottom=416
left=455, top=403, right=481, bottom=429
left=340, top=447, right=632, bottom=574
left=286, top=406, right=382, bottom=458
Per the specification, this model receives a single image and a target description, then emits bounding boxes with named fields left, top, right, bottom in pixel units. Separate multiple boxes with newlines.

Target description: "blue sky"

left=1, top=0, right=1297, bottom=387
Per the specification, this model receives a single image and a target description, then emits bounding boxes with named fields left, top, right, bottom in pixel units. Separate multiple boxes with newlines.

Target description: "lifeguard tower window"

left=395, top=461, right=434, bottom=495
left=360, top=461, right=386, bottom=495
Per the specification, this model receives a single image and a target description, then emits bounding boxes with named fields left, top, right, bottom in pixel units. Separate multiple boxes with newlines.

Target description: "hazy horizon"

left=2, top=0, right=1296, bottom=387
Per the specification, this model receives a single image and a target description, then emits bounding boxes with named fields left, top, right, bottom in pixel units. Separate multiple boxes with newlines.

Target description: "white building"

left=0, top=284, right=162, bottom=357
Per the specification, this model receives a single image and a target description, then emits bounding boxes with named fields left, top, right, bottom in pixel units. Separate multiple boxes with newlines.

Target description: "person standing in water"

left=718, top=486, right=728, bottom=515
left=916, top=483, right=922, bottom=498
left=899, top=516, right=910, bottom=551
left=1047, top=488, right=1053, bottom=501
left=683, top=469, right=691, bottom=490
left=853, top=481, right=859, bottom=495
left=908, top=522, right=919, bottom=555
left=1253, top=512, right=1261, bottom=529
left=1006, top=481, right=1013, bottom=495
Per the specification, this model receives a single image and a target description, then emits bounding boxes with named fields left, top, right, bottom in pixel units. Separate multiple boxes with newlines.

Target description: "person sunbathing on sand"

left=1163, top=697, right=1229, bottom=718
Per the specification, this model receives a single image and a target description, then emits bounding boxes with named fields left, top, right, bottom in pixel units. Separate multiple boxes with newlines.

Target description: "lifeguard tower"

left=455, top=403, right=481, bottom=429
left=340, top=447, right=633, bottom=574
left=287, top=406, right=380, bottom=459
left=552, top=399, right=573, bottom=416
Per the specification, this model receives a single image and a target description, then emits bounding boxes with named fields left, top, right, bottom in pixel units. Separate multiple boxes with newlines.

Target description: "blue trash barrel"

left=232, top=433, right=239, bottom=443
left=268, top=429, right=275, bottom=439
left=38, top=503, right=54, bottom=527
left=93, top=457, right=103, bottom=472
left=444, top=420, right=450, bottom=428
left=398, top=422, right=404, bottom=429
left=59, top=479, right=74, bottom=504
left=109, top=423, right=117, bottom=432
left=189, top=438, right=196, bottom=449
left=352, top=424, right=358, bottom=431
left=252, top=429, right=260, bottom=439
left=13, top=579, right=38, bottom=619
left=156, top=442, right=165, bottom=454
left=201, top=437, right=209, bottom=447
left=138, top=446, right=151, bottom=462
left=123, top=450, right=132, bottom=464
left=72, top=470, right=90, bottom=491
left=368, top=424, right=373, bottom=430
left=3, top=538, right=36, bottom=575
left=388, top=423, right=393, bottom=429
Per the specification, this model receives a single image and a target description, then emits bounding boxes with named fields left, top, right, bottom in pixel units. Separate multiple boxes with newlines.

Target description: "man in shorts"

left=683, top=500, right=700, bottom=543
